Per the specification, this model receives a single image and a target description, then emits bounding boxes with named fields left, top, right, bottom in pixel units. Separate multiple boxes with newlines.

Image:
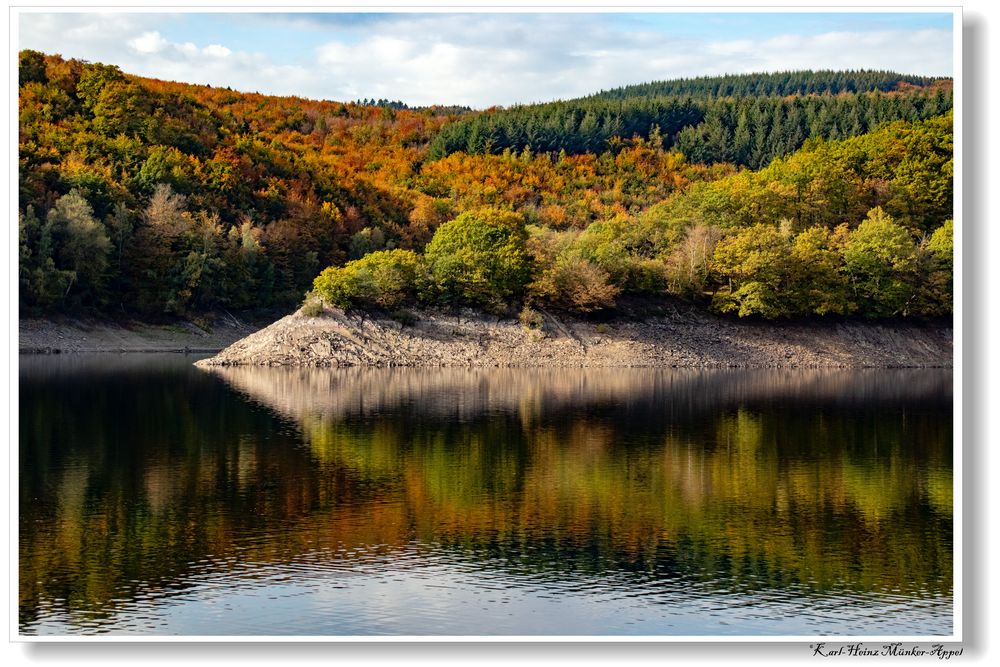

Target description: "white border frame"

left=7, top=1, right=964, bottom=648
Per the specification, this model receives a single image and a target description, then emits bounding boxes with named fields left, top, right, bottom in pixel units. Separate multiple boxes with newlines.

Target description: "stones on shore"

left=194, top=306, right=953, bottom=369
left=20, top=313, right=271, bottom=355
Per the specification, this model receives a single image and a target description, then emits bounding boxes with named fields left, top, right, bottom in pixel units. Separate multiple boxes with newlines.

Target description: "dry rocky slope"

left=195, top=305, right=952, bottom=369
left=20, top=313, right=267, bottom=353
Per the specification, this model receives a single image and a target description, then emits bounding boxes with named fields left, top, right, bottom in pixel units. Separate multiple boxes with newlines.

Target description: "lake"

left=19, top=354, right=954, bottom=636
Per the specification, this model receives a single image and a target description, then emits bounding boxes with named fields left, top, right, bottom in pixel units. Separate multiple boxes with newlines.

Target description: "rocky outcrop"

left=194, top=305, right=952, bottom=369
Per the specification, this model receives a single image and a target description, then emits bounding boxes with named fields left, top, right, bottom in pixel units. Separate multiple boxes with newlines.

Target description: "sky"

left=17, top=11, right=954, bottom=108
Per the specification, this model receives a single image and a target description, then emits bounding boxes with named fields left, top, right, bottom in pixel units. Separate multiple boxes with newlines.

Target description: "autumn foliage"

left=18, top=51, right=953, bottom=319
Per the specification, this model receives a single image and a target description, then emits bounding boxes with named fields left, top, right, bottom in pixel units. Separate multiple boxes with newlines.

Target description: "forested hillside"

left=427, top=76, right=951, bottom=167
left=588, top=70, right=943, bottom=100
left=18, top=51, right=953, bottom=320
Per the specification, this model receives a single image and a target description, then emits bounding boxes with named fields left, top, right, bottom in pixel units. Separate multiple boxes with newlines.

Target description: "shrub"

left=573, top=216, right=672, bottom=293
left=423, top=207, right=531, bottom=307
left=665, top=223, right=721, bottom=299
left=312, top=249, right=425, bottom=310
left=519, top=305, right=544, bottom=330
left=300, top=292, right=325, bottom=317
left=528, top=254, right=620, bottom=312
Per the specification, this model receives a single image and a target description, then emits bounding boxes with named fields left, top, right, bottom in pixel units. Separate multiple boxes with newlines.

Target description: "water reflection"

left=19, top=356, right=953, bottom=635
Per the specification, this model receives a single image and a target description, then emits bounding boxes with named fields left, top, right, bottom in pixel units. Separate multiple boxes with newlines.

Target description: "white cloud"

left=129, top=31, right=169, bottom=54
left=203, top=44, right=231, bottom=58
left=18, top=12, right=314, bottom=95
left=308, top=15, right=952, bottom=106
left=17, top=12, right=953, bottom=107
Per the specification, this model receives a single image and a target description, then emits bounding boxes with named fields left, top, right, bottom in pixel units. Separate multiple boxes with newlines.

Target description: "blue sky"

left=17, top=11, right=954, bottom=107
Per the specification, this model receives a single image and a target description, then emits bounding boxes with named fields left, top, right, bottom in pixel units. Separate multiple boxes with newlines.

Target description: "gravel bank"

left=19, top=313, right=270, bottom=354
left=195, top=305, right=952, bottom=369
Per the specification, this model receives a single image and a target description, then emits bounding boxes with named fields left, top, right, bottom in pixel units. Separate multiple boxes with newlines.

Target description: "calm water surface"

left=19, top=355, right=953, bottom=636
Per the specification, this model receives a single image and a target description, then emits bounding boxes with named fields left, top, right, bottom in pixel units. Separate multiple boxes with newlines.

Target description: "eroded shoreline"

left=194, top=306, right=953, bottom=369
left=19, top=313, right=271, bottom=355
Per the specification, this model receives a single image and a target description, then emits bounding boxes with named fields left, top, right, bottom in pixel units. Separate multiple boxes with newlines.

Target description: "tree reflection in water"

left=19, top=356, right=953, bottom=634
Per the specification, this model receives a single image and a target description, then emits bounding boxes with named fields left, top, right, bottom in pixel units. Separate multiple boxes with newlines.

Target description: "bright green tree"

left=711, top=223, right=794, bottom=318
left=423, top=208, right=531, bottom=308
left=787, top=225, right=852, bottom=315
left=313, top=249, right=425, bottom=309
left=842, top=207, right=918, bottom=317
left=912, top=219, right=953, bottom=315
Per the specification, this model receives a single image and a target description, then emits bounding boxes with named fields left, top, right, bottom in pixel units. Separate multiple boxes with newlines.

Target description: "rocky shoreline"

left=19, top=312, right=270, bottom=354
left=194, top=304, right=953, bottom=369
